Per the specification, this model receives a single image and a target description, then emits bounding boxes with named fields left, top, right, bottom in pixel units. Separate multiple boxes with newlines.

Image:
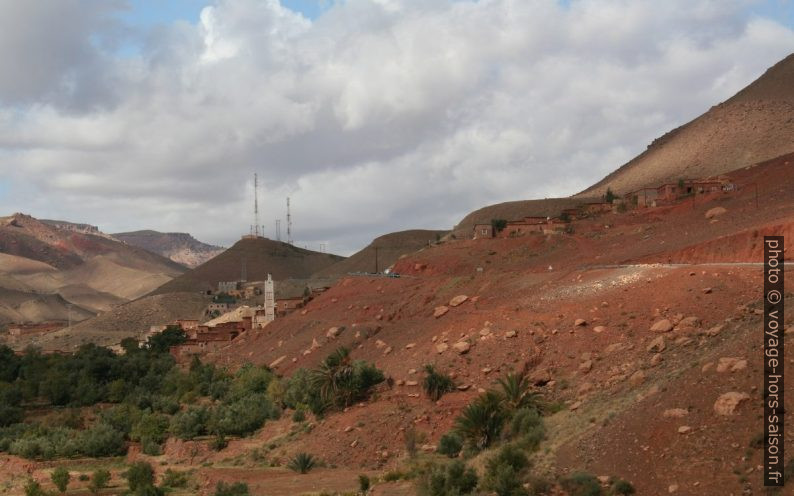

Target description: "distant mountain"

left=114, top=230, right=225, bottom=268
left=579, top=52, right=794, bottom=197
left=0, top=213, right=187, bottom=328
left=150, top=236, right=345, bottom=295
left=313, top=229, right=448, bottom=277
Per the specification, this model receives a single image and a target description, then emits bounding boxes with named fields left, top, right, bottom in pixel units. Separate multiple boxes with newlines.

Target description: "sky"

left=0, top=0, right=793, bottom=255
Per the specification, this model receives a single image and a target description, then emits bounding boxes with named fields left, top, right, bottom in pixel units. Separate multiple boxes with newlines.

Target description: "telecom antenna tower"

left=252, top=173, right=261, bottom=237
left=286, top=197, right=293, bottom=245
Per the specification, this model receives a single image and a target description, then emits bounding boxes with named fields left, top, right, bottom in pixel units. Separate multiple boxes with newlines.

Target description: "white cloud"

left=0, top=0, right=792, bottom=254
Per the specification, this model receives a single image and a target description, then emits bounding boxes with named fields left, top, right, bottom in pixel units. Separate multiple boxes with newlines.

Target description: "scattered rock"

left=705, top=325, right=724, bottom=337
left=668, top=484, right=679, bottom=493
left=579, top=360, right=593, bottom=373
left=479, top=328, right=491, bottom=337
left=433, top=306, right=449, bottom=318
left=456, top=384, right=471, bottom=391
left=716, top=357, right=747, bottom=373
left=529, top=368, right=551, bottom=386
left=678, top=426, right=692, bottom=434
left=570, top=401, right=582, bottom=411
left=405, top=381, right=418, bottom=387
left=449, top=295, right=468, bottom=307
left=705, top=206, right=727, bottom=219
left=663, top=408, right=689, bottom=418
left=452, top=341, right=471, bottom=354
left=647, top=336, right=666, bottom=353
left=650, top=319, right=674, bottom=333
left=268, top=355, right=287, bottom=368
left=629, top=370, right=646, bottom=386
left=701, top=362, right=714, bottom=373
left=650, top=354, right=664, bottom=367
left=436, top=343, right=449, bottom=354
left=383, top=346, right=392, bottom=355
left=405, top=343, right=416, bottom=349
left=714, top=392, right=750, bottom=416
left=504, top=330, right=517, bottom=338
left=574, top=319, right=587, bottom=327
left=593, top=325, right=607, bottom=333
left=702, top=287, right=712, bottom=294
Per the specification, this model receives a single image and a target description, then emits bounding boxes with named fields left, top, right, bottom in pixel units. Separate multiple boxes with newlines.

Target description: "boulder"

left=326, top=326, right=344, bottom=338
left=647, top=336, right=666, bottom=353
left=714, top=392, right=750, bottom=416
left=504, top=330, right=517, bottom=338
left=574, top=319, right=587, bottom=327
left=650, top=319, right=674, bottom=333
left=629, top=370, right=646, bottom=386
left=716, top=357, right=747, bottom=373
left=449, top=295, right=468, bottom=307
left=579, top=360, right=593, bottom=374
left=436, top=343, right=449, bottom=354
left=433, top=306, right=449, bottom=318
left=705, top=206, right=727, bottom=219
left=452, top=341, right=471, bottom=354
left=663, top=408, right=689, bottom=418
left=593, top=325, right=607, bottom=333
left=678, top=426, right=692, bottom=434
left=529, top=368, right=551, bottom=386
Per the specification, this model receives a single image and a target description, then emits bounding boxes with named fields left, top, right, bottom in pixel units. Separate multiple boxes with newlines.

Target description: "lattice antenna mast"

left=286, top=197, right=293, bottom=245
left=253, top=173, right=261, bottom=237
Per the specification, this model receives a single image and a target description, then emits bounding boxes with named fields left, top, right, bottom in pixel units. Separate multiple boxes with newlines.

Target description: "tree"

left=454, top=391, right=507, bottom=450
left=51, top=467, right=71, bottom=493
left=605, top=188, right=616, bottom=204
left=496, top=372, right=542, bottom=414
left=89, top=469, right=111, bottom=495
left=124, top=462, right=155, bottom=492
left=491, top=219, right=508, bottom=234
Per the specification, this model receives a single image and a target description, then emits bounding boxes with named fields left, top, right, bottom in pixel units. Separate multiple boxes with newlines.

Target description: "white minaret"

left=264, top=274, right=275, bottom=322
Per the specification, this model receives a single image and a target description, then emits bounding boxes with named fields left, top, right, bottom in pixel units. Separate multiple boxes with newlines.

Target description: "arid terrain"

left=1, top=53, right=793, bottom=496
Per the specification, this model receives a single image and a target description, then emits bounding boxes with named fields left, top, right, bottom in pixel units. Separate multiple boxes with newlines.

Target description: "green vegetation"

left=422, top=365, right=455, bottom=401
left=610, top=478, right=635, bottom=495
left=454, top=391, right=507, bottom=450
left=482, top=445, right=530, bottom=496
left=605, top=188, right=616, bottom=204
left=560, top=472, right=602, bottom=496
left=51, top=467, right=71, bottom=493
left=491, top=219, right=508, bottom=234
left=89, top=469, right=111, bottom=494
left=283, top=347, right=384, bottom=416
left=437, top=432, right=463, bottom=458
left=288, top=452, right=318, bottom=474
left=214, top=481, right=250, bottom=496
left=358, top=474, right=371, bottom=493
left=419, top=460, right=478, bottom=496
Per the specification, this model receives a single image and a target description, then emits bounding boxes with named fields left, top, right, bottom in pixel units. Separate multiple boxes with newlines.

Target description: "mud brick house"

left=473, top=223, right=494, bottom=239
left=626, top=187, right=660, bottom=207
left=583, top=202, right=613, bottom=215
left=8, top=322, right=65, bottom=342
left=217, top=281, right=239, bottom=293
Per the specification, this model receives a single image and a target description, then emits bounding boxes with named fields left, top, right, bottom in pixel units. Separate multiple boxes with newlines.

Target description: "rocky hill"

left=0, top=214, right=186, bottom=327
left=113, top=230, right=225, bottom=268
left=150, top=236, right=345, bottom=295
left=578, top=52, right=794, bottom=197
left=312, top=229, right=448, bottom=277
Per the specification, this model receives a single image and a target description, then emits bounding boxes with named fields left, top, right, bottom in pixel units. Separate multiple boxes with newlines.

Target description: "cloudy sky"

left=1, top=0, right=793, bottom=255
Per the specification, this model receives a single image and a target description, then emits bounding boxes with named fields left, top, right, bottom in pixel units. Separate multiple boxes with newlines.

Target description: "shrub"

left=161, top=468, right=190, bottom=488
left=422, top=460, right=478, bottom=496
left=170, top=406, right=210, bottom=440
left=51, top=467, right=71, bottom=493
left=611, top=478, right=635, bottom=495
left=422, top=365, right=455, bottom=402
left=287, top=452, right=317, bottom=474
left=483, top=445, right=530, bottom=496
left=24, top=479, right=46, bottom=496
left=605, top=188, right=616, bottom=204
left=89, top=469, right=111, bottom=494
left=79, top=422, right=126, bottom=457
left=214, top=481, right=250, bottom=496
left=210, top=394, right=279, bottom=437
left=310, top=348, right=384, bottom=412
left=124, top=461, right=155, bottom=492
left=509, top=408, right=545, bottom=450
left=560, top=472, right=602, bottom=496
left=0, top=405, right=24, bottom=427
left=292, top=409, right=306, bottom=422
left=79, top=473, right=90, bottom=482
left=210, top=433, right=228, bottom=451
left=437, top=432, right=463, bottom=458
left=454, top=391, right=507, bottom=450
left=358, top=474, right=371, bottom=493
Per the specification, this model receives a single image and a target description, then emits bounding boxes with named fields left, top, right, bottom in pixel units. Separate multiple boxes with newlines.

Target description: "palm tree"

left=454, top=391, right=507, bottom=450
left=288, top=452, right=317, bottom=474
left=496, top=372, right=542, bottom=413
left=312, top=347, right=353, bottom=406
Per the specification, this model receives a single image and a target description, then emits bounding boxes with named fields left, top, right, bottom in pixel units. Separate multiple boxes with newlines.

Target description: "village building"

left=217, top=281, right=239, bottom=293
left=473, top=223, right=494, bottom=239
left=7, top=322, right=65, bottom=343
